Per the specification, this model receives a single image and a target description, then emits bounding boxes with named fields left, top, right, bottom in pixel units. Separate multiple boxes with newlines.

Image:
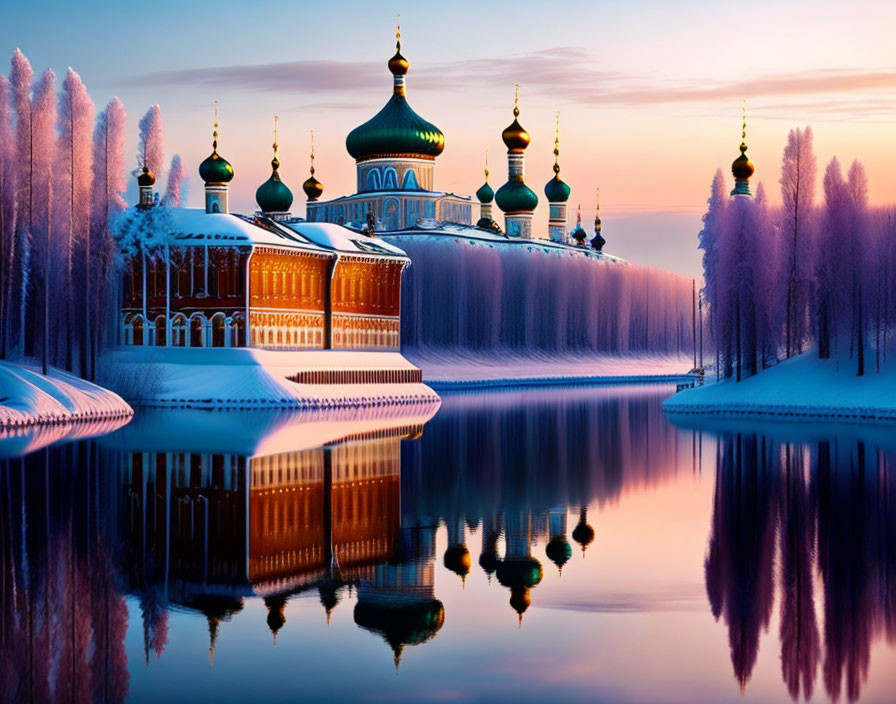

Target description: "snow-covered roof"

left=162, top=208, right=327, bottom=252
left=280, top=221, right=409, bottom=259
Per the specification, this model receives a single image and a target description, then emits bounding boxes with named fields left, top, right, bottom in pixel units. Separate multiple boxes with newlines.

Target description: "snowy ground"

left=0, top=359, right=132, bottom=436
left=663, top=352, right=896, bottom=422
left=406, top=348, right=694, bottom=388
left=102, top=347, right=439, bottom=409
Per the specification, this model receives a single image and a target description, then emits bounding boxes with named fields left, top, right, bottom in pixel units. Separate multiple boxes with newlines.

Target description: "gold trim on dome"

left=355, top=153, right=437, bottom=163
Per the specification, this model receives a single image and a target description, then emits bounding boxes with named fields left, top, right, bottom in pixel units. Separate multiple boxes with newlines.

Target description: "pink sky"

left=3, top=0, right=894, bottom=276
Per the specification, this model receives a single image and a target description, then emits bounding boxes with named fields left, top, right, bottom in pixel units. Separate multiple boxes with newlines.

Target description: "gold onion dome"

left=502, top=89, right=531, bottom=153
left=137, top=165, right=156, bottom=187
left=732, top=142, right=754, bottom=182
left=303, top=130, right=324, bottom=201
left=345, top=29, right=444, bottom=162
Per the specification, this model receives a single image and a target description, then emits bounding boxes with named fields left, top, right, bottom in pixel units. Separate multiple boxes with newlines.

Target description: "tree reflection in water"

left=707, top=432, right=896, bottom=702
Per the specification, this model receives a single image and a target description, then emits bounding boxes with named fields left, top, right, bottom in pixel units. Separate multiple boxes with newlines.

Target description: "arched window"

left=401, top=169, right=419, bottom=190
left=212, top=201, right=220, bottom=214
left=211, top=313, right=226, bottom=347
left=365, top=168, right=381, bottom=191
left=382, top=167, right=398, bottom=190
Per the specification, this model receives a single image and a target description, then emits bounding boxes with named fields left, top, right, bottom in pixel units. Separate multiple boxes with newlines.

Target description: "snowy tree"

left=30, top=68, right=56, bottom=374
left=57, top=68, right=95, bottom=372
left=162, top=153, right=183, bottom=207
left=0, top=74, right=14, bottom=359
left=816, top=158, right=849, bottom=360
left=698, top=170, right=728, bottom=377
left=779, top=127, right=816, bottom=357
left=137, top=105, right=163, bottom=175
left=9, top=49, right=33, bottom=357
left=88, top=98, right=127, bottom=379
left=845, top=160, right=870, bottom=376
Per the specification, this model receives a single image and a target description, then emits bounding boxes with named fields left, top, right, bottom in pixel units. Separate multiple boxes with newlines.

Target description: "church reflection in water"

left=3, top=388, right=896, bottom=702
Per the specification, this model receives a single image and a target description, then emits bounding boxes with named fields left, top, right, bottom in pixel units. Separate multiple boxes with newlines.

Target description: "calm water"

left=2, top=386, right=896, bottom=703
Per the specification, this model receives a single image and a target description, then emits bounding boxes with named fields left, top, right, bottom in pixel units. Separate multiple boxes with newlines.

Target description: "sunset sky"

left=2, top=0, right=894, bottom=276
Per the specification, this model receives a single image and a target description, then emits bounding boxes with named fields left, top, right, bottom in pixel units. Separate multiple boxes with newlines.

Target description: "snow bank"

left=0, top=359, right=133, bottom=431
left=408, top=348, right=694, bottom=388
left=102, top=347, right=439, bottom=409
left=663, top=352, right=896, bottom=422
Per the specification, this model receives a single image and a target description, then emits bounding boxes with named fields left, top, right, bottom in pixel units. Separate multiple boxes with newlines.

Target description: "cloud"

left=135, top=47, right=896, bottom=117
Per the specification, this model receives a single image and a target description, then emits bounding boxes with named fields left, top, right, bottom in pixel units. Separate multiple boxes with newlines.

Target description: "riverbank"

left=663, top=352, right=896, bottom=422
left=406, top=349, right=694, bottom=389
left=0, top=359, right=133, bottom=429
left=101, top=347, right=440, bottom=409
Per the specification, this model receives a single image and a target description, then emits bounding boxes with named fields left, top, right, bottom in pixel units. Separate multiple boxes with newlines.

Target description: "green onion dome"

left=346, top=93, right=444, bottom=162
left=496, top=556, right=544, bottom=591
left=256, top=157, right=293, bottom=213
left=476, top=181, right=494, bottom=204
left=495, top=180, right=538, bottom=213
left=346, top=45, right=444, bottom=162
left=545, top=535, right=573, bottom=572
left=199, top=150, right=234, bottom=185
left=544, top=173, right=571, bottom=203
left=354, top=597, right=445, bottom=668
left=137, top=166, right=156, bottom=187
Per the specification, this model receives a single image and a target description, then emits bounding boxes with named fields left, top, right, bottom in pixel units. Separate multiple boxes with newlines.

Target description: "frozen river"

left=2, top=385, right=895, bottom=703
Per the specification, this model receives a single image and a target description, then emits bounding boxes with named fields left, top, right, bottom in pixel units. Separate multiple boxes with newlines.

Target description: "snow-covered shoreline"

left=663, top=353, right=896, bottom=423
left=407, top=349, right=694, bottom=388
left=0, top=360, right=133, bottom=429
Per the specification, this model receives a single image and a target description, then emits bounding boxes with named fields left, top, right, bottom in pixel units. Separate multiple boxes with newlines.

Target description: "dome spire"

left=544, top=110, right=570, bottom=241
left=572, top=203, right=587, bottom=246
left=303, top=129, right=324, bottom=201
left=591, top=187, right=606, bottom=251
left=496, top=84, right=538, bottom=237
left=475, top=149, right=497, bottom=230
left=199, top=100, right=234, bottom=213
left=256, top=115, right=294, bottom=216
left=731, top=99, right=754, bottom=197
left=388, top=13, right=409, bottom=90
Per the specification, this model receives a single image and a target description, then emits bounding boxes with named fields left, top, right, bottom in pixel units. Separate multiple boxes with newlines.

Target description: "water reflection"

left=705, top=431, right=896, bottom=702
left=2, top=388, right=896, bottom=702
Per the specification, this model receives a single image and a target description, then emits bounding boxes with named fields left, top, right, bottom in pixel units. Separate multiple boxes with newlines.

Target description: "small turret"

left=571, top=204, right=587, bottom=247
left=590, top=188, right=606, bottom=251
left=544, top=112, right=571, bottom=242
left=137, top=166, right=156, bottom=209
left=256, top=116, right=294, bottom=219
left=730, top=101, right=754, bottom=197
left=495, top=85, right=538, bottom=238
left=302, top=130, right=324, bottom=202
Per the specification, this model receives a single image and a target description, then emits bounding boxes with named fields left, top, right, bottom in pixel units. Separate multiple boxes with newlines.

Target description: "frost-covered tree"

left=163, top=153, right=183, bottom=207
left=845, top=160, right=870, bottom=376
left=30, top=68, right=56, bottom=374
left=9, top=49, right=33, bottom=357
left=57, top=68, right=94, bottom=371
left=779, top=127, right=816, bottom=357
left=0, top=74, right=14, bottom=359
left=137, top=105, right=163, bottom=175
left=816, top=158, right=849, bottom=360
left=88, top=97, right=127, bottom=379
left=698, top=170, right=728, bottom=377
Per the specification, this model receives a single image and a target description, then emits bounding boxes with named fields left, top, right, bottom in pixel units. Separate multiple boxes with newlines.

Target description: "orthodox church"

left=303, top=24, right=611, bottom=255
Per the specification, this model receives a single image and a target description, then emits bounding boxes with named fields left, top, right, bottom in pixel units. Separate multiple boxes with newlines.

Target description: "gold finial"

left=272, top=115, right=279, bottom=157
left=484, top=149, right=489, bottom=180
left=576, top=203, right=582, bottom=225
left=553, top=111, right=560, bottom=173
left=213, top=100, right=219, bottom=151
left=740, top=98, right=747, bottom=153
left=513, top=84, right=520, bottom=117
left=596, top=187, right=600, bottom=213
left=310, top=130, right=316, bottom=176
left=396, top=13, right=401, bottom=51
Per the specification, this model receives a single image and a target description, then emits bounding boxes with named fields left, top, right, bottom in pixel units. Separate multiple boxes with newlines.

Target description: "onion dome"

left=264, top=595, right=287, bottom=644
left=571, top=204, right=588, bottom=245
left=199, top=104, right=234, bottom=185
left=591, top=188, right=606, bottom=250
left=256, top=116, right=293, bottom=213
left=479, top=529, right=501, bottom=579
left=731, top=103, right=754, bottom=196
left=302, top=129, right=324, bottom=201
left=345, top=28, right=444, bottom=162
left=544, top=174, right=570, bottom=203
left=545, top=535, right=573, bottom=573
left=544, top=113, right=570, bottom=202
left=444, top=544, right=472, bottom=584
left=137, top=166, right=156, bottom=187
left=318, top=583, right=340, bottom=625
left=571, top=508, right=595, bottom=554
left=476, top=181, right=494, bottom=204
left=496, top=180, right=538, bottom=213
left=496, top=557, right=543, bottom=624
left=502, top=103, right=531, bottom=152
left=354, top=597, right=445, bottom=670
